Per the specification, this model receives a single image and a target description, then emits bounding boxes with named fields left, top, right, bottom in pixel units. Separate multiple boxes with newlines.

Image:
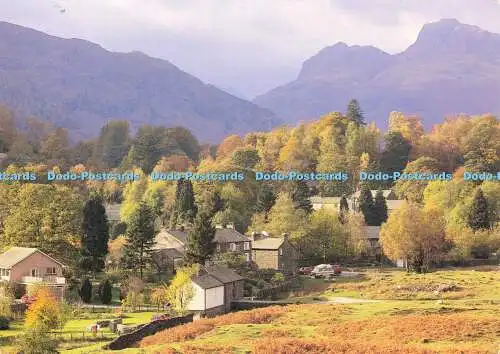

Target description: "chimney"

left=250, top=232, right=256, bottom=242
left=282, top=233, right=289, bottom=242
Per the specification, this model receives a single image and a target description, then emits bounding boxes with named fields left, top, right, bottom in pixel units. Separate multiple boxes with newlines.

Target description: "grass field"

left=130, top=266, right=500, bottom=354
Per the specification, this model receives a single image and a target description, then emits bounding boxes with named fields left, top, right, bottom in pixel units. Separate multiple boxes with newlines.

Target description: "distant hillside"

left=0, top=22, right=279, bottom=143
left=254, top=19, right=500, bottom=128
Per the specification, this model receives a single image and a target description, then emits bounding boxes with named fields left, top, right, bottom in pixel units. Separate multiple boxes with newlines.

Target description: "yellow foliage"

left=24, top=287, right=63, bottom=331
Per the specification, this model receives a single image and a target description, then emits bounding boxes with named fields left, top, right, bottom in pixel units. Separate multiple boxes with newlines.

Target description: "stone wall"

left=106, top=314, right=193, bottom=350
left=253, top=249, right=278, bottom=270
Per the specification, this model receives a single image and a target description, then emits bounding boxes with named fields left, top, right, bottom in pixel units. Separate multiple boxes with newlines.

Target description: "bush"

left=79, top=278, right=92, bottom=303
left=99, top=280, right=113, bottom=305
left=0, top=316, right=9, bottom=330
left=16, top=327, right=58, bottom=353
left=110, top=221, right=127, bottom=239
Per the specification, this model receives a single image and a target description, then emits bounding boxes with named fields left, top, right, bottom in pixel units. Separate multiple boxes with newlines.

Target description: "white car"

left=310, top=264, right=341, bottom=278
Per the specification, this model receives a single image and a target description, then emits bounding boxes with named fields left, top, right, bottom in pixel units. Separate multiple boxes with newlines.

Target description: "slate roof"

left=353, top=190, right=395, bottom=199
left=192, top=274, right=224, bottom=289
left=168, top=230, right=188, bottom=244
left=0, top=247, right=64, bottom=268
left=205, top=265, right=244, bottom=283
left=252, top=237, right=284, bottom=250
left=153, top=248, right=184, bottom=259
left=214, top=228, right=250, bottom=243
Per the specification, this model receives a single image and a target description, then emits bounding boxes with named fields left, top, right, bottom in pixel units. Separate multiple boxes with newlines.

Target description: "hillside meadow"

left=73, top=267, right=500, bottom=354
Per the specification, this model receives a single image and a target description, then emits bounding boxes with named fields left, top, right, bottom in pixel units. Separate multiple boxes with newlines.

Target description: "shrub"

left=121, top=291, right=143, bottom=312
left=25, top=287, right=63, bottom=331
left=0, top=316, right=9, bottom=330
left=99, top=280, right=113, bottom=305
left=16, top=326, right=58, bottom=354
left=79, top=278, right=92, bottom=303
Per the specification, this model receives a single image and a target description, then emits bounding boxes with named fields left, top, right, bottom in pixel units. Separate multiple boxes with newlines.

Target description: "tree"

left=99, top=280, right=113, bottom=305
left=339, top=195, right=349, bottom=224
left=231, top=147, right=260, bottom=169
left=91, top=120, right=131, bottom=168
left=358, top=185, right=375, bottom=226
left=380, top=131, right=412, bottom=175
left=185, top=212, right=216, bottom=265
left=164, top=264, right=199, bottom=315
left=346, top=99, right=365, bottom=126
left=0, top=105, right=17, bottom=153
left=40, top=128, right=70, bottom=168
left=373, top=189, right=388, bottom=226
left=79, top=278, right=92, bottom=303
left=255, top=183, right=276, bottom=221
left=394, top=157, right=442, bottom=203
left=167, top=127, right=201, bottom=162
left=289, top=180, right=313, bottom=214
left=16, top=326, right=58, bottom=354
left=380, top=203, right=446, bottom=273
left=25, top=287, right=64, bottom=330
left=80, top=194, right=110, bottom=273
left=468, top=189, right=490, bottom=231
left=122, top=202, right=156, bottom=279
left=170, top=179, right=197, bottom=228
left=0, top=283, right=14, bottom=319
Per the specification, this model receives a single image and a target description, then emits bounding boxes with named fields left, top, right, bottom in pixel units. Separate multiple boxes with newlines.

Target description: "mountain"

left=0, top=22, right=279, bottom=143
left=254, top=19, right=500, bottom=128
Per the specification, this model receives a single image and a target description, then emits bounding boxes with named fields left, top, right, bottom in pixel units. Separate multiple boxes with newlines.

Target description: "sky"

left=1, top=0, right=500, bottom=99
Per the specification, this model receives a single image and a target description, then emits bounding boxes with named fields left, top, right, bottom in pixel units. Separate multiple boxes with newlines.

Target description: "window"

left=30, top=268, right=39, bottom=277
left=230, top=243, right=236, bottom=251
left=46, top=267, right=56, bottom=275
left=245, top=253, right=251, bottom=262
left=244, top=242, right=250, bottom=250
left=279, top=248, right=283, bottom=256
left=216, top=244, right=221, bottom=252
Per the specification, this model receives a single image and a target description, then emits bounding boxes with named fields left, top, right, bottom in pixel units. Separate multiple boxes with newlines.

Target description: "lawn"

left=129, top=266, right=500, bottom=354
left=0, top=311, right=158, bottom=354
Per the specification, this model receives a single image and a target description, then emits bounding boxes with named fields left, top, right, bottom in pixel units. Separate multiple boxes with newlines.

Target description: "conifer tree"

left=468, top=188, right=490, bottom=231
left=170, top=179, right=198, bottom=227
left=346, top=99, right=365, bottom=126
left=358, top=185, right=375, bottom=226
left=80, top=193, right=109, bottom=273
left=255, top=183, right=276, bottom=221
left=99, top=279, right=113, bottom=305
left=373, top=189, right=388, bottom=226
left=339, top=195, right=349, bottom=224
left=122, top=202, right=156, bottom=279
left=185, top=212, right=216, bottom=265
left=79, top=278, right=92, bottom=303
left=290, top=180, right=313, bottom=214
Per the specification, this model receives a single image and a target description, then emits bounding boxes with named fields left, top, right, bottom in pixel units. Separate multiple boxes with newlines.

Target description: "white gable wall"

left=187, top=282, right=225, bottom=311
left=206, top=286, right=224, bottom=309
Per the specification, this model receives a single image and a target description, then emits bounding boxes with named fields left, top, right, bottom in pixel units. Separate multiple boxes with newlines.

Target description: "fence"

left=105, top=314, right=194, bottom=350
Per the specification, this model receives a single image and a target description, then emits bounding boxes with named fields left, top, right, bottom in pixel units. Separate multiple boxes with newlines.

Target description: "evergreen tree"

left=358, top=185, right=375, bottom=226
left=373, top=189, right=388, bottom=226
left=122, top=202, right=156, bottom=279
left=208, top=190, right=224, bottom=217
left=346, top=99, right=365, bottom=126
left=80, top=194, right=109, bottom=273
left=255, top=183, right=276, bottom=221
left=339, top=195, right=349, bottom=224
left=290, top=180, right=313, bottom=214
left=380, top=131, right=412, bottom=175
left=79, top=278, right=92, bottom=303
left=170, top=179, right=198, bottom=227
left=468, top=188, right=490, bottom=231
left=185, top=212, right=216, bottom=265
left=99, top=279, right=113, bottom=305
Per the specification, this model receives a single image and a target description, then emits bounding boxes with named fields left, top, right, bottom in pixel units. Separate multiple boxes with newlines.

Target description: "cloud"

left=1, top=0, right=500, bottom=97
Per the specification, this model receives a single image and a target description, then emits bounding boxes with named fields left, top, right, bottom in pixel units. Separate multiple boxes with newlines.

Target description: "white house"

left=188, top=273, right=226, bottom=318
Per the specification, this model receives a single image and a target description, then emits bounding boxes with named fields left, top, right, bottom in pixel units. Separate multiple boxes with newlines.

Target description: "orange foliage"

left=154, top=155, right=194, bottom=172
left=216, top=135, right=244, bottom=160
left=24, top=287, right=62, bottom=330
left=180, top=344, right=234, bottom=354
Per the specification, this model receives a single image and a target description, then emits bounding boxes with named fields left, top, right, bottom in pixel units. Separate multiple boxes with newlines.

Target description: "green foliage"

left=289, top=180, right=313, bottom=214
left=164, top=264, right=199, bottom=315
left=346, top=99, right=365, bottom=126
left=122, top=202, right=156, bottom=278
left=16, top=326, right=58, bottom=353
left=121, top=291, right=144, bottom=312
left=170, top=179, right=197, bottom=227
left=468, top=189, right=491, bottom=231
left=255, top=183, right=276, bottom=219
left=0, top=316, right=9, bottom=330
left=339, top=195, right=349, bottom=224
left=185, top=212, right=216, bottom=265
left=232, top=147, right=261, bottom=169
left=91, top=120, right=131, bottom=168
left=358, top=185, right=375, bottom=226
left=373, top=189, right=388, bottom=226
left=79, top=278, right=92, bottom=303
left=80, top=193, right=109, bottom=273
left=380, top=131, right=411, bottom=176
left=99, top=279, right=113, bottom=305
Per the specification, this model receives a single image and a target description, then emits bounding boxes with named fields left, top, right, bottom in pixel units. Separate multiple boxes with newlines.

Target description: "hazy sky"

left=1, top=0, right=500, bottom=98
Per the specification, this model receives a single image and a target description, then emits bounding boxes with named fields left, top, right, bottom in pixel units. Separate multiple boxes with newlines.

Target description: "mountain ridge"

left=254, top=19, right=500, bottom=128
left=0, top=21, right=280, bottom=143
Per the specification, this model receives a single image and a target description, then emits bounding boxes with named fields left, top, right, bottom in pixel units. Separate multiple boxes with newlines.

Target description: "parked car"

left=298, top=266, right=313, bottom=275
left=310, top=264, right=342, bottom=278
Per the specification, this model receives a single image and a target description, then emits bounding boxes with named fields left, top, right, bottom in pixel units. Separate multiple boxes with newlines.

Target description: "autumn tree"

left=122, top=202, right=156, bottom=278
left=380, top=203, right=446, bottom=273
left=164, top=264, right=199, bottom=315
left=80, top=194, right=109, bottom=274
left=40, top=128, right=70, bottom=168
left=185, top=212, right=216, bottom=265
left=0, top=105, right=17, bottom=153
left=394, top=157, right=442, bottom=203
left=91, top=120, right=131, bottom=168
left=231, top=147, right=260, bottom=169
left=25, top=287, right=64, bottom=330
